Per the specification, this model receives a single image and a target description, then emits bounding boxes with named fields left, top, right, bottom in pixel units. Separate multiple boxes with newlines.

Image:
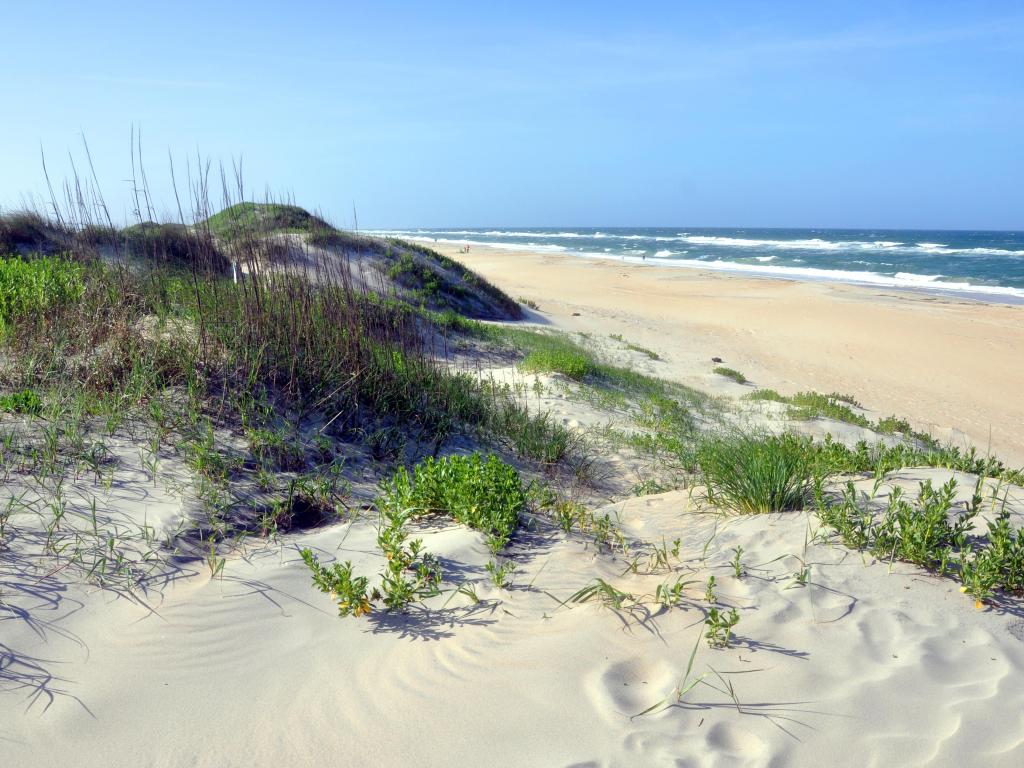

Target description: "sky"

left=1, top=1, right=1022, bottom=230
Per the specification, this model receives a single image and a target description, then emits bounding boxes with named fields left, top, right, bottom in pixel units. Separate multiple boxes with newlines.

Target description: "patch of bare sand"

left=5, top=460, right=1024, bottom=767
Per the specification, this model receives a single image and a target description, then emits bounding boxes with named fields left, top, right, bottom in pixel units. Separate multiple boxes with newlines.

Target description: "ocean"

left=372, top=227, right=1024, bottom=302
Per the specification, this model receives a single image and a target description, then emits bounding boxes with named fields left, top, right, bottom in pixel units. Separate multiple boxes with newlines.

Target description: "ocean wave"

left=662, top=259, right=1024, bottom=299
left=682, top=235, right=844, bottom=250
left=373, top=230, right=1024, bottom=257
left=392, top=235, right=570, bottom=253
left=371, top=231, right=1022, bottom=299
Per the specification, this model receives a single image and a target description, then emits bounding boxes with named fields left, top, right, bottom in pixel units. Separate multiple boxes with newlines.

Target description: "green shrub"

left=0, top=388, right=43, bottom=416
left=713, top=366, right=747, bottom=384
left=746, top=389, right=868, bottom=427
left=388, top=238, right=522, bottom=319
left=788, top=391, right=869, bottom=427
left=301, top=549, right=372, bottom=616
left=377, top=453, right=526, bottom=551
left=698, top=433, right=812, bottom=514
left=204, top=202, right=333, bottom=241
left=0, top=255, right=84, bottom=335
left=817, top=477, right=1024, bottom=605
left=387, top=251, right=442, bottom=297
left=746, top=388, right=785, bottom=402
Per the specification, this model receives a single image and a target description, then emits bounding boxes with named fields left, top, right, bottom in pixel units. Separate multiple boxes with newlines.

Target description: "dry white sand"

left=5, top=250, right=1024, bottom=767
left=5, top=451, right=1024, bottom=767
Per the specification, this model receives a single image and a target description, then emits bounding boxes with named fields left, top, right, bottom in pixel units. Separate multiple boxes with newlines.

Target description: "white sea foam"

left=392, top=235, right=569, bottom=253
left=660, top=259, right=1024, bottom=299
left=682, top=235, right=844, bottom=250
left=371, top=230, right=1024, bottom=257
left=653, top=250, right=677, bottom=258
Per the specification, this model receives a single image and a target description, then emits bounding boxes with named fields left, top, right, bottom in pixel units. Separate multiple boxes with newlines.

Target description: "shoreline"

left=386, top=234, right=1024, bottom=306
left=434, top=241, right=1024, bottom=467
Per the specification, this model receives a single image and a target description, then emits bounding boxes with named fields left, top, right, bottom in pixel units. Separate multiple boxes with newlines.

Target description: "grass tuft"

left=698, top=433, right=812, bottom=514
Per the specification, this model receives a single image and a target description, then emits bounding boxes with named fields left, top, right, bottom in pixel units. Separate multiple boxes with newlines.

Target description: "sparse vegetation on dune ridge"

left=0, top=152, right=573, bottom=603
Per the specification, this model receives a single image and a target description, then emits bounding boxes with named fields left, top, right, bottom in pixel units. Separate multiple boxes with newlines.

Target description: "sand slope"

left=5, top=460, right=1024, bottom=767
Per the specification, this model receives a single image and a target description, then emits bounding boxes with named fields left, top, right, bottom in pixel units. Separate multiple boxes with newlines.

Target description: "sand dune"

left=5, top=243, right=1024, bottom=767
left=5, top=432, right=1024, bottom=766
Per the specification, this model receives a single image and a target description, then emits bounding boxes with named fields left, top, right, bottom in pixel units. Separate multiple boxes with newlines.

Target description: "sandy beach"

left=434, top=243, right=1024, bottom=466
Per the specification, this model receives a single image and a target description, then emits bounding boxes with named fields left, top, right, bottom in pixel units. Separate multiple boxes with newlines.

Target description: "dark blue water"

left=374, top=227, right=1024, bottom=302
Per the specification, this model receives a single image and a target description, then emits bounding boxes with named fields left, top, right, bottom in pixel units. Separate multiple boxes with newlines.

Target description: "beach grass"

left=698, top=433, right=812, bottom=514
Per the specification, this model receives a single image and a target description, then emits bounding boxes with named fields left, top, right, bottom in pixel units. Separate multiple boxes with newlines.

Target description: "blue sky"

left=1, top=1, right=1021, bottom=229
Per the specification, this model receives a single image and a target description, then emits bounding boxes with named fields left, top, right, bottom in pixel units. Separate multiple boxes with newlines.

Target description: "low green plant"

left=0, top=388, right=43, bottom=416
left=485, top=558, right=515, bottom=589
left=746, top=389, right=868, bottom=427
left=655, top=575, right=693, bottom=608
left=247, top=427, right=305, bottom=471
left=301, top=549, right=372, bottom=617
left=817, top=476, right=1024, bottom=605
left=704, top=607, right=740, bottom=648
left=0, top=255, right=84, bottom=336
left=388, top=251, right=442, bottom=298
left=730, top=546, right=745, bottom=578
left=611, top=333, right=660, bottom=360
left=631, top=478, right=670, bottom=496
left=791, top=564, right=810, bottom=587
left=704, top=574, right=717, bottom=603
left=377, top=453, right=526, bottom=552
left=551, top=499, right=585, bottom=533
left=376, top=506, right=443, bottom=611
left=713, top=366, right=747, bottom=384
left=871, top=479, right=974, bottom=570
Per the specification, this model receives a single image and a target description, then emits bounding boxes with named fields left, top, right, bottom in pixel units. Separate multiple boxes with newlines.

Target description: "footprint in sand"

left=587, top=656, right=676, bottom=721
left=704, top=721, right=769, bottom=763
